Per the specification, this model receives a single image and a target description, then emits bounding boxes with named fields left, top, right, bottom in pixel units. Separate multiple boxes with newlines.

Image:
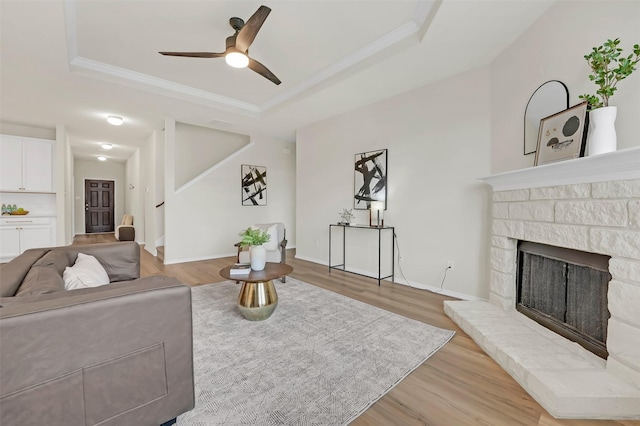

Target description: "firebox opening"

left=516, top=241, right=611, bottom=359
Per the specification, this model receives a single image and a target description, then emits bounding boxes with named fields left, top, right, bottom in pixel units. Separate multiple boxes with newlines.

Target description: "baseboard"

left=164, top=246, right=295, bottom=265
left=163, top=252, right=237, bottom=265
left=293, top=254, right=484, bottom=301
left=155, top=235, right=165, bottom=247
left=144, top=244, right=157, bottom=257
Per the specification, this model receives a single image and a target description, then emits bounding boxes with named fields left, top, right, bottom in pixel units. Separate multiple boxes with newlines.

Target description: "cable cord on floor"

left=393, top=232, right=449, bottom=293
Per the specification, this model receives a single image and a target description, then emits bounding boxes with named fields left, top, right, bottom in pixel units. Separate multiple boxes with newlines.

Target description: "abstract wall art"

left=534, top=102, right=588, bottom=166
left=354, top=149, right=387, bottom=210
left=241, top=165, right=267, bottom=206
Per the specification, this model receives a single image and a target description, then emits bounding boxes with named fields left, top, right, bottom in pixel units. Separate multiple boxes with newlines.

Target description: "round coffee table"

left=219, top=262, right=293, bottom=321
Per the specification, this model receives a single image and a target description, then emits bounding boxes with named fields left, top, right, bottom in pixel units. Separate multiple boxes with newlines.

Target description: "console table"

left=328, top=224, right=395, bottom=286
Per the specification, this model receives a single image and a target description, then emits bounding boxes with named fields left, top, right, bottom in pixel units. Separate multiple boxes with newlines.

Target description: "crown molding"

left=69, top=56, right=261, bottom=115
left=64, top=0, right=439, bottom=117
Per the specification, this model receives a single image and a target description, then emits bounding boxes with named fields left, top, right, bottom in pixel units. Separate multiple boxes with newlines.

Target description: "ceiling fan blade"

left=236, top=5, right=271, bottom=52
left=159, top=51, right=225, bottom=58
left=248, top=57, right=281, bottom=85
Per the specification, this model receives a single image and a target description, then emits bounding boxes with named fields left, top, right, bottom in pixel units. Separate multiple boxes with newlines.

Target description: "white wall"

left=174, top=122, right=249, bottom=189
left=55, top=124, right=74, bottom=245
left=140, top=131, right=157, bottom=254
left=125, top=149, right=144, bottom=243
left=73, top=159, right=126, bottom=235
left=163, top=119, right=296, bottom=264
left=156, top=130, right=165, bottom=247
left=296, top=67, right=492, bottom=300
left=490, top=0, right=640, bottom=173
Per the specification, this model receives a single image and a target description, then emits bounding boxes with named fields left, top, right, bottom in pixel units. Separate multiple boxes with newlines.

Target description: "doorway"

left=85, top=179, right=115, bottom=233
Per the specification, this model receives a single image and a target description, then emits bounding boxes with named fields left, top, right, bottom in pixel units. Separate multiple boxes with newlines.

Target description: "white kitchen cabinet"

left=0, top=217, right=55, bottom=262
left=0, top=135, right=54, bottom=192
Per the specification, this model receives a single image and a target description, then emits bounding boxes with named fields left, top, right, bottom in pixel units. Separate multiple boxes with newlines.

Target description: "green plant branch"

left=580, top=38, right=640, bottom=109
left=239, top=227, right=271, bottom=247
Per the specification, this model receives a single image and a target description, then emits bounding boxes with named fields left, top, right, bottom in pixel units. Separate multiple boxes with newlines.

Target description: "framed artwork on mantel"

left=354, top=149, right=387, bottom=210
left=534, top=102, right=588, bottom=166
left=241, top=165, right=267, bottom=206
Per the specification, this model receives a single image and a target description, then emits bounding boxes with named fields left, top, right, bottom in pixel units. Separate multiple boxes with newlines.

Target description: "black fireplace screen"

left=517, top=241, right=611, bottom=359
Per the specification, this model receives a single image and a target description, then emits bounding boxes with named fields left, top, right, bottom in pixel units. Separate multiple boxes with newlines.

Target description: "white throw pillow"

left=262, top=224, right=278, bottom=251
left=63, top=253, right=110, bottom=290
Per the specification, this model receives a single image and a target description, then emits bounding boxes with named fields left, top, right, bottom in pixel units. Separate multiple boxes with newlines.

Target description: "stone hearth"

left=445, top=147, right=640, bottom=419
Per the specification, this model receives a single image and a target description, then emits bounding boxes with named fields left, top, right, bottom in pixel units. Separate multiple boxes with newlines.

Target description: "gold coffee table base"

left=219, top=263, right=293, bottom=321
left=237, top=280, right=278, bottom=321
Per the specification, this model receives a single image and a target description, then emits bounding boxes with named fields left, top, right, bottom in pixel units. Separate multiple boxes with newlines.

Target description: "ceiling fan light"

left=107, top=115, right=124, bottom=126
left=225, top=51, right=249, bottom=68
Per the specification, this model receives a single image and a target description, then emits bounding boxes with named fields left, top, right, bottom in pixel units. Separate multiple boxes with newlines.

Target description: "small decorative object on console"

left=229, top=263, right=251, bottom=275
left=338, top=208, right=355, bottom=225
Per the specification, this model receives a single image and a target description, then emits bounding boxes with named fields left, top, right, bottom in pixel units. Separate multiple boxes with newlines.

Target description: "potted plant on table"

left=239, top=227, right=271, bottom=271
left=579, top=38, right=640, bottom=155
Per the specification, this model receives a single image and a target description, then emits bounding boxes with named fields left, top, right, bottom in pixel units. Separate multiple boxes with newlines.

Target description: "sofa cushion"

left=56, top=242, right=140, bottom=283
left=63, top=253, right=110, bottom=290
left=33, top=251, right=70, bottom=275
left=0, top=249, right=49, bottom=297
left=15, top=261, right=66, bottom=297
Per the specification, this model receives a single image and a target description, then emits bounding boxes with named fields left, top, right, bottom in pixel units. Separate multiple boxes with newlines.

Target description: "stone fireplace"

left=444, top=147, right=640, bottom=419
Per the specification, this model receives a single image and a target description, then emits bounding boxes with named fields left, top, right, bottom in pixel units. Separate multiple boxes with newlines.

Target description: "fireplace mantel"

left=448, top=159, right=640, bottom=419
left=481, top=147, right=640, bottom=191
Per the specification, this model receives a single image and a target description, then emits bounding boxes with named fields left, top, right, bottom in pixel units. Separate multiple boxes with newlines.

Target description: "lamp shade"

left=369, top=201, right=385, bottom=227
left=370, top=201, right=385, bottom=212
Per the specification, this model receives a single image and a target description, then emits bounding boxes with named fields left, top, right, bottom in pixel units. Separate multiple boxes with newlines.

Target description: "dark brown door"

left=85, top=179, right=115, bottom=233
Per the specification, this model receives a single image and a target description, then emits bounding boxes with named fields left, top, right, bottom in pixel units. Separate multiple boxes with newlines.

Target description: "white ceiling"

left=0, top=0, right=556, bottom=162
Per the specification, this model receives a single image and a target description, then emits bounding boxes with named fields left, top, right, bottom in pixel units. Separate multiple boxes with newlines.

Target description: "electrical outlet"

left=447, top=260, right=455, bottom=271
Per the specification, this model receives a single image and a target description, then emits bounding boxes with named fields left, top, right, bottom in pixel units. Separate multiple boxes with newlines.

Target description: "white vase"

left=587, top=106, right=617, bottom=156
left=250, top=245, right=266, bottom=271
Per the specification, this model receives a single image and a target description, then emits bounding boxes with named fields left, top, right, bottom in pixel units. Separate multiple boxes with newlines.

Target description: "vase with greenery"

left=239, top=227, right=270, bottom=270
left=579, top=38, right=640, bottom=155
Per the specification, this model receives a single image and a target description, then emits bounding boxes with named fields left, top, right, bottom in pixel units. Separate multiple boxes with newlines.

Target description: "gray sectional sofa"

left=0, top=242, right=194, bottom=426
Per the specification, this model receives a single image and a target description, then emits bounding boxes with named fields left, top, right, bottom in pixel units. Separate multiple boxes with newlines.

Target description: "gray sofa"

left=0, top=242, right=194, bottom=426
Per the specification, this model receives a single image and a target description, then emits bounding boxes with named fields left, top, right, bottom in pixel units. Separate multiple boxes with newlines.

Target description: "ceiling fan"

left=159, top=5, right=281, bottom=85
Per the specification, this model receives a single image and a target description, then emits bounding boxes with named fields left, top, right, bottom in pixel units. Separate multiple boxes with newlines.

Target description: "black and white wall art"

left=241, top=165, right=267, bottom=206
left=354, top=149, right=387, bottom=210
left=534, top=102, right=588, bottom=166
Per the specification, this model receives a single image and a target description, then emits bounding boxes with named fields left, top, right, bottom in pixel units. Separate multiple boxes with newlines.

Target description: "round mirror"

left=524, top=80, right=569, bottom=155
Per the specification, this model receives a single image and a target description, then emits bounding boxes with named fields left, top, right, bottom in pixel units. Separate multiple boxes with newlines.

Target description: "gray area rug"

left=178, top=278, right=454, bottom=426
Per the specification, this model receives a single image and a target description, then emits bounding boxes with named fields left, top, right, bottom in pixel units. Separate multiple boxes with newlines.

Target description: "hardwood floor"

left=73, top=234, right=639, bottom=426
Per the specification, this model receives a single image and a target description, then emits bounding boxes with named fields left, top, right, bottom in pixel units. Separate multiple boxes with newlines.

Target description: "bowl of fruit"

left=10, top=208, right=29, bottom=215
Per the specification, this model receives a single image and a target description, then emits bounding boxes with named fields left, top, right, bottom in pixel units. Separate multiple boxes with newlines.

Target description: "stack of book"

left=229, top=263, right=251, bottom=275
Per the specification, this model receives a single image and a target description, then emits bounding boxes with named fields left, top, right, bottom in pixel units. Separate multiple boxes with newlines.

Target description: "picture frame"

left=534, top=102, right=588, bottom=166
left=241, top=165, right=267, bottom=206
left=354, top=149, right=387, bottom=210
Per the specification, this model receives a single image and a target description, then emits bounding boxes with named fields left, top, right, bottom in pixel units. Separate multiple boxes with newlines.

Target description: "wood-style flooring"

left=72, top=233, right=639, bottom=426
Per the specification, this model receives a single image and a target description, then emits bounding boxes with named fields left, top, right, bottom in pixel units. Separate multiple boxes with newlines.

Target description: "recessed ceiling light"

left=107, top=115, right=124, bottom=126
left=97, top=156, right=107, bottom=161
left=101, top=143, right=113, bottom=150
